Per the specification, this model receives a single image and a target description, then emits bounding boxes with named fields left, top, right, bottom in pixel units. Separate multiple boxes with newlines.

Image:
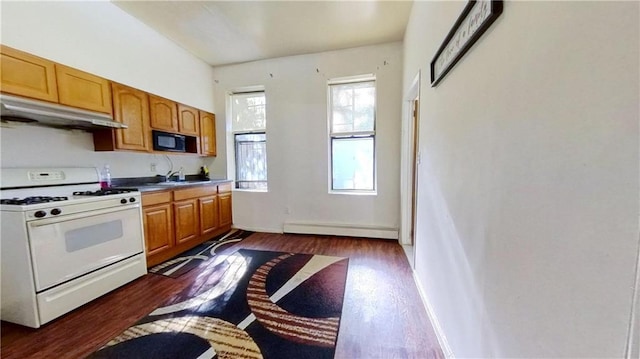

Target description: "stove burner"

left=0, top=196, right=69, bottom=205
left=73, top=188, right=138, bottom=196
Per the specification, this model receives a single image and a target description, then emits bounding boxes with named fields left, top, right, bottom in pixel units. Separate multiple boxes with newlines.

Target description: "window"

left=329, top=78, right=376, bottom=192
left=231, top=92, right=267, bottom=190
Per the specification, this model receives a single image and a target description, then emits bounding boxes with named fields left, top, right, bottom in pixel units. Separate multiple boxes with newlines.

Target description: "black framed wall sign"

left=430, top=0, right=503, bottom=87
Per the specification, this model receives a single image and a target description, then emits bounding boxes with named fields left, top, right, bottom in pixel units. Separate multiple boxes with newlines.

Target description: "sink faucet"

left=165, top=171, right=179, bottom=182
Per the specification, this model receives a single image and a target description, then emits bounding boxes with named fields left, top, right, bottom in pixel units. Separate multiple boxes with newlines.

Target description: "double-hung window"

left=329, top=78, right=376, bottom=192
left=231, top=92, right=267, bottom=190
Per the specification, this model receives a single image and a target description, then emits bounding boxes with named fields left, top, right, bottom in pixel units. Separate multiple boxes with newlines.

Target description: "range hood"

left=0, top=94, right=127, bottom=130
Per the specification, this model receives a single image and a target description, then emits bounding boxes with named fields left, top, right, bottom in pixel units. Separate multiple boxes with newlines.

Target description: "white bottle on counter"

left=100, top=164, right=112, bottom=189
left=178, top=167, right=185, bottom=182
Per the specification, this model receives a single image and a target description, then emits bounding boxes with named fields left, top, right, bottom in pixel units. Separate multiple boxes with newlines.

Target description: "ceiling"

left=112, top=1, right=413, bottom=67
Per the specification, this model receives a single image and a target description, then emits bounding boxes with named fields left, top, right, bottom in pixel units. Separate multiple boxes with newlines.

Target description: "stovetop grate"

left=0, top=196, right=69, bottom=205
left=72, top=188, right=138, bottom=196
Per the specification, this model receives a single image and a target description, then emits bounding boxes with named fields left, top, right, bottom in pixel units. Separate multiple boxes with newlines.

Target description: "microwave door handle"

left=28, top=203, right=140, bottom=227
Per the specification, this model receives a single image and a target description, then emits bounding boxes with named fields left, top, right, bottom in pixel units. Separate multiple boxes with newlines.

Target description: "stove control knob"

left=129, top=197, right=136, bottom=203
left=51, top=208, right=62, bottom=216
left=34, top=210, right=46, bottom=218
left=120, top=199, right=127, bottom=204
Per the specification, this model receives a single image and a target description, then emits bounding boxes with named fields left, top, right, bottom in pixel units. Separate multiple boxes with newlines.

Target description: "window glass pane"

left=332, top=137, right=374, bottom=191
left=231, top=93, right=265, bottom=132
left=330, top=81, right=375, bottom=134
left=235, top=133, right=267, bottom=190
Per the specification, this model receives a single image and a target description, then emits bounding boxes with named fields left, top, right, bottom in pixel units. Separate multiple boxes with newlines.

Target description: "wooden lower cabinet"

left=219, top=193, right=232, bottom=227
left=142, top=203, right=174, bottom=257
left=174, top=199, right=199, bottom=244
left=199, top=196, right=219, bottom=236
left=142, top=183, right=233, bottom=267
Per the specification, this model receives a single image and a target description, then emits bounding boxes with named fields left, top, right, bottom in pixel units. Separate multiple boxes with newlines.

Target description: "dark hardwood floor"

left=1, top=232, right=444, bottom=358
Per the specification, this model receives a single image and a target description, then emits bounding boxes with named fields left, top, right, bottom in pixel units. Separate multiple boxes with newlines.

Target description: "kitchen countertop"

left=112, top=176, right=232, bottom=193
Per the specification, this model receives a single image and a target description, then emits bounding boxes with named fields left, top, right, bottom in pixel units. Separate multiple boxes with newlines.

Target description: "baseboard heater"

left=283, top=221, right=398, bottom=239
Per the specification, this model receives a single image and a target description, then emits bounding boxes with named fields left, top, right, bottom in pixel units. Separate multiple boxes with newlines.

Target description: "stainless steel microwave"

left=152, top=130, right=186, bottom=152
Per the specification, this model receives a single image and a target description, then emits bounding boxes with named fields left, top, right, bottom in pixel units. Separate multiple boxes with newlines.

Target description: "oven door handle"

left=28, top=204, right=140, bottom=227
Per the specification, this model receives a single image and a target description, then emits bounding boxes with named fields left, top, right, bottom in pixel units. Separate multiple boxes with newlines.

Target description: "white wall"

left=0, top=1, right=221, bottom=178
left=212, top=43, right=403, bottom=234
left=403, top=1, right=639, bottom=357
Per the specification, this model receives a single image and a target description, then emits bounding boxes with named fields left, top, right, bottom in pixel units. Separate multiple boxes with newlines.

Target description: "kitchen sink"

left=150, top=181, right=210, bottom=186
left=153, top=182, right=184, bottom=186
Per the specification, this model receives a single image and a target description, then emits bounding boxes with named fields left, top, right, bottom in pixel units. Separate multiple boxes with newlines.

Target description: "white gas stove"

left=1, top=167, right=147, bottom=328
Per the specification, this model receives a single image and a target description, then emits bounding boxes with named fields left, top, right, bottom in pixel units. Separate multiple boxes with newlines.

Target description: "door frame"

left=626, top=232, right=640, bottom=358
left=399, top=71, right=421, bottom=249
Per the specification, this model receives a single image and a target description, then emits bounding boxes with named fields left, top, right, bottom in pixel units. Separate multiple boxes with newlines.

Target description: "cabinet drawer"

left=217, top=183, right=232, bottom=194
left=173, top=185, right=217, bottom=201
left=142, top=191, right=172, bottom=206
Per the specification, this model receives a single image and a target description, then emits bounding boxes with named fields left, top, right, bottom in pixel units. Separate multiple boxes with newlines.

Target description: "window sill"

left=233, top=188, right=268, bottom=193
left=328, top=190, right=377, bottom=196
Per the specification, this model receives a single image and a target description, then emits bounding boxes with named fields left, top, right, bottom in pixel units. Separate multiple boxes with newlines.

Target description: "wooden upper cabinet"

left=149, top=94, right=178, bottom=132
left=0, top=46, right=111, bottom=114
left=55, top=64, right=112, bottom=114
left=0, top=45, right=58, bottom=102
left=199, top=111, right=217, bottom=156
left=111, top=82, right=149, bottom=151
left=178, top=103, right=200, bottom=136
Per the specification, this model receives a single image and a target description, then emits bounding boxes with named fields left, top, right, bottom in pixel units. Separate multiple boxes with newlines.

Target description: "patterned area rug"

left=149, top=229, right=254, bottom=278
left=90, top=249, right=349, bottom=359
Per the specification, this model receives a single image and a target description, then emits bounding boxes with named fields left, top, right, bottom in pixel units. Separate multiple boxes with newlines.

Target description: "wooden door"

left=55, top=64, right=112, bottom=114
left=199, top=111, right=217, bottom=156
left=178, top=103, right=199, bottom=136
left=0, top=45, right=58, bottom=102
left=199, top=195, right=219, bottom=237
left=111, top=83, right=150, bottom=151
left=218, top=193, right=232, bottom=227
left=174, top=199, right=199, bottom=244
left=149, top=94, right=178, bottom=132
left=143, top=203, right=174, bottom=257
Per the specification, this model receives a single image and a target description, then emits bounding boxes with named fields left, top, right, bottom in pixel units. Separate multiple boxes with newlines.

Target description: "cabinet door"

left=55, top=64, right=112, bottom=114
left=143, top=203, right=174, bottom=257
left=199, top=111, right=217, bottom=156
left=149, top=94, right=178, bottom=132
left=199, top=195, right=219, bottom=237
left=218, top=193, right=233, bottom=227
left=178, top=103, right=200, bottom=136
left=111, top=83, right=150, bottom=151
left=174, top=199, right=199, bottom=244
left=0, top=45, right=58, bottom=102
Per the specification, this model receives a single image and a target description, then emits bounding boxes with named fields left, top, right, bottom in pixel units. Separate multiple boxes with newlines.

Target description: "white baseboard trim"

left=412, top=270, right=454, bottom=358
left=282, top=221, right=398, bottom=239
left=232, top=225, right=283, bottom=234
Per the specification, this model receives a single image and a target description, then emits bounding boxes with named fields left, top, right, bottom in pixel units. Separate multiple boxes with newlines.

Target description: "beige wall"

left=403, top=1, right=639, bottom=357
left=212, top=43, right=403, bottom=233
left=0, top=1, right=221, bottom=178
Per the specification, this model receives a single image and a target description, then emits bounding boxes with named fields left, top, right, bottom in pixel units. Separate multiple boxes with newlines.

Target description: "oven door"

left=27, top=204, right=144, bottom=292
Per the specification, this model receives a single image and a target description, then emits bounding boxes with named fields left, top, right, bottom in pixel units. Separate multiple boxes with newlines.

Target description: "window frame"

left=229, top=90, right=268, bottom=191
left=234, top=131, right=268, bottom=190
left=327, top=77, right=377, bottom=194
